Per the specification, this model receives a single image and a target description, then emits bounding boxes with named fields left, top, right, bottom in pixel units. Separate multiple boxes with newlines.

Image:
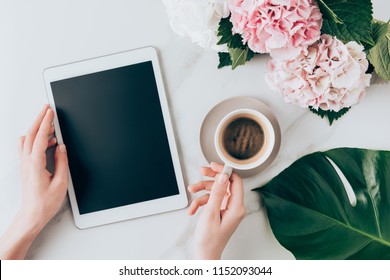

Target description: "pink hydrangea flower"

left=266, top=35, right=371, bottom=112
left=228, top=0, right=322, bottom=59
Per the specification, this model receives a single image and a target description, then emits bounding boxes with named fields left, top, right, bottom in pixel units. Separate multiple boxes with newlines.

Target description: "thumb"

left=205, top=173, right=229, bottom=213
left=52, top=144, right=69, bottom=189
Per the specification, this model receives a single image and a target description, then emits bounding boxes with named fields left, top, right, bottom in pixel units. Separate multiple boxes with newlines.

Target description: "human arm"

left=188, top=162, right=246, bottom=260
left=0, top=105, right=69, bottom=259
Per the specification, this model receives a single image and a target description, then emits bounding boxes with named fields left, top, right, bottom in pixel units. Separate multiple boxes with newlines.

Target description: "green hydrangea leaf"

left=368, top=21, right=390, bottom=80
left=309, top=107, right=350, bottom=125
left=229, top=47, right=249, bottom=70
left=218, top=52, right=232, bottom=69
left=246, top=48, right=255, bottom=62
left=217, top=17, right=256, bottom=69
left=228, top=34, right=245, bottom=49
left=217, top=17, right=233, bottom=45
left=319, top=0, right=374, bottom=47
left=316, top=0, right=342, bottom=23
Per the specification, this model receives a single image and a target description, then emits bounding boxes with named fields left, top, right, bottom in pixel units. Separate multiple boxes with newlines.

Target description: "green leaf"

left=218, top=52, right=232, bottom=69
left=218, top=48, right=255, bottom=69
left=368, top=21, right=390, bottom=80
left=229, top=47, right=248, bottom=70
left=320, top=0, right=374, bottom=47
left=309, top=107, right=350, bottom=125
left=228, top=34, right=245, bottom=49
left=217, top=16, right=250, bottom=49
left=217, top=17, right=233, bottom=45
left=246, top=48, right=255, bottom=62
left=216, top=16, right=256, bottom=69
left=254, top=148, right=390, bottom=259
left=316, top=0, right=342, bottom=23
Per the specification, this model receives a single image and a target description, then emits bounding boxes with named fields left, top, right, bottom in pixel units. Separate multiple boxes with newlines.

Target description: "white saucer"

left=199, top=96, right=281, bottom=178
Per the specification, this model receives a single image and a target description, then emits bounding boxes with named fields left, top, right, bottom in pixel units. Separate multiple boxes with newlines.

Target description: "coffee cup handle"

left=222, top=165, right=233, bottom=178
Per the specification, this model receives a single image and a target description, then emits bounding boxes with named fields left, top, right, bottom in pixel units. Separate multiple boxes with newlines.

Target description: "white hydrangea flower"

left=163, top=0, right=229, bottom=51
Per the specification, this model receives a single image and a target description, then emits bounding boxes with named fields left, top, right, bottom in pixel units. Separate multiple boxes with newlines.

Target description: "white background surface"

left=0, top=0, right=389, bottom=259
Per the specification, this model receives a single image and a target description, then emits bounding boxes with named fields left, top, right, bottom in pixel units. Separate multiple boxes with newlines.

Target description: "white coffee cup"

left=214, top=108, right=275, bottom=176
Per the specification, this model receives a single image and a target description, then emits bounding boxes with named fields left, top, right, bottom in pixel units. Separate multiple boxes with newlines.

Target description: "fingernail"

left=216, top=173, right=228, bottom=184
left=59, top=144, right=66, bottom=153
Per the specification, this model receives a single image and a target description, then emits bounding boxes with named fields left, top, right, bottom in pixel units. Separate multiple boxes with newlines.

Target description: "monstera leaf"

left=254, top=148, right=390, bottom=259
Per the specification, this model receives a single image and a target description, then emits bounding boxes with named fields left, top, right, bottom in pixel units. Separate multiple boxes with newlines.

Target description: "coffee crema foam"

left=222, top=116, right=265, bottom=161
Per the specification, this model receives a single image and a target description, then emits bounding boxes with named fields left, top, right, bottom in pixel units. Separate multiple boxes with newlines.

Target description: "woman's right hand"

left=188, top=162, right=246, bottom=260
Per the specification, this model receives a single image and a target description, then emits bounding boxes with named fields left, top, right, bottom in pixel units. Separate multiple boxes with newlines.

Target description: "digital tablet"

left=44, top=47, right=188, bottom=229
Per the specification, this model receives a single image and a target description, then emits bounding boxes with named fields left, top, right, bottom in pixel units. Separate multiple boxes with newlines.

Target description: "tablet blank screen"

left=50, top=61, right=180, bottom=214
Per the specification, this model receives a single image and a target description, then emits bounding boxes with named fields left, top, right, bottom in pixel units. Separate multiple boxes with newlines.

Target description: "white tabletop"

left=0, top=0, right=389, bottom=259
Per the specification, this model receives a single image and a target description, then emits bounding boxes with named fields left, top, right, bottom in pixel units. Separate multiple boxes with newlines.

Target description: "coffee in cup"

left=215, top=109, right=275, bottom=173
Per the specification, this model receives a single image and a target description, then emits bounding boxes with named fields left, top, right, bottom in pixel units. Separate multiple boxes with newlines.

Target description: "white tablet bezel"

left=44, top=47, right=188, bottom=229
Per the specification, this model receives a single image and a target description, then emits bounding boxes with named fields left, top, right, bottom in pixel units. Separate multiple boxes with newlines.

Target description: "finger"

left=209, top=162, right=225, bottom=173
left=188, top=180, right=214, bottom=193
left=200, top=166, right=217, bottom=178
left=49, top=123, right=55, bottom=135
left=32, top=109, right=54, bottom=156
left=226, top=172, right=245, bottom=210
left=221, top=172, right=246, bottom=227
left=205, top=173, right=230, bottom=213
left=24, top=104, right=50, bottom=153
left=187, top=194, right=210, bottom=216
left=200, top=162, right=226, bottom=177
left=18, top=136, right=26, bottom=156
left=48, top=137, right=57, bottom=148
left=51, top=144, right=69, bottom=190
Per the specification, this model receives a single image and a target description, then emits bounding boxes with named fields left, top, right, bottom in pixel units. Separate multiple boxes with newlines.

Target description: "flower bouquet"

left=163, top=0, right=390, bottom=124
